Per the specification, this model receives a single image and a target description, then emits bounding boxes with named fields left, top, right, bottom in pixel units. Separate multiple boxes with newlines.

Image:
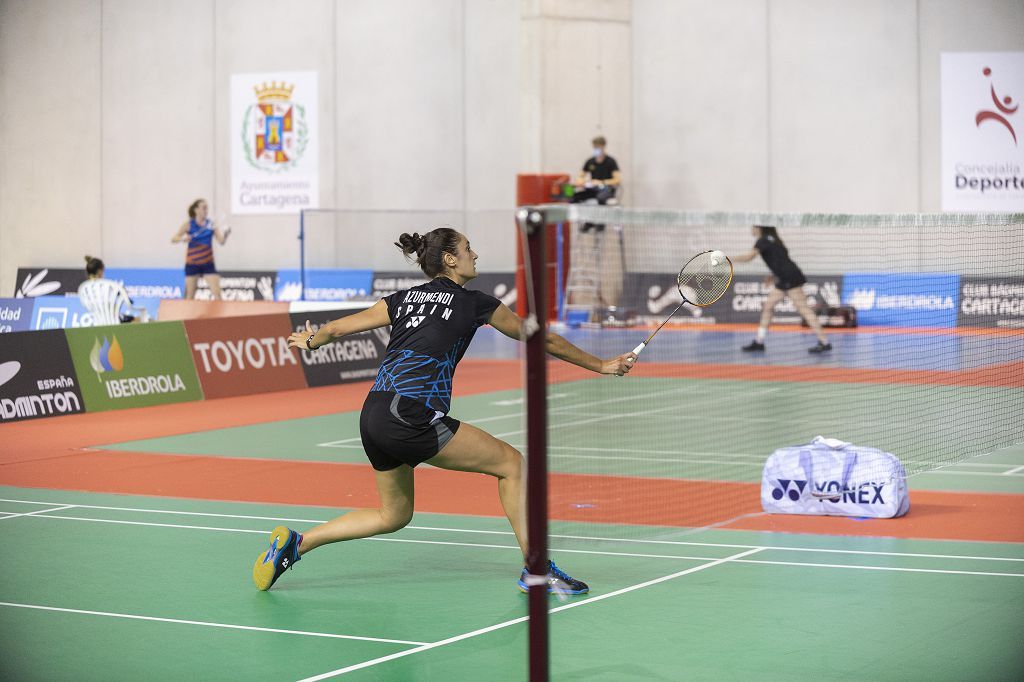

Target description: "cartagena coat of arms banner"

left=230, top=71, right=319, bottom=214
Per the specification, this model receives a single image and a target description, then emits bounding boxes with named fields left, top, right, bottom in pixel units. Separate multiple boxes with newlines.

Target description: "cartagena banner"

left=184, top=314, right=306, bottom=399
left=718, top=275, right=844, bottom=324
left=371, top=271, right=429, bottom=299
left=65, top=322, right=203, bottom=412
left=959, top=276, right=1024, bottom=328
left=941, top=52, right=1024, bottom=212
left=195, top=270, right=276, bottom=301
left=0, top=329, right=85, bottom=422
left=231, top=70, right=319, bottom=214
left=842, top=273, right=959, bottom=328
left=289, top=308, right=388, bottom=387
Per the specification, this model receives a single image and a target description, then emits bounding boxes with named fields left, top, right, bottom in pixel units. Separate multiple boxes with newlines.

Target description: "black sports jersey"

left=582, top=155, right=619, bottom=181
left=755, top=235, right=805, bottom=286
left=371, top=276, right=501, bottom=413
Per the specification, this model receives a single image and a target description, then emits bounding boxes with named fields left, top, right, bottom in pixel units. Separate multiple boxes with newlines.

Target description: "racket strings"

left=677, top=252, right=733, bottom=306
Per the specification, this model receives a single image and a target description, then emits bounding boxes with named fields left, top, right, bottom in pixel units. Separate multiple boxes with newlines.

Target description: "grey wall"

left=631, top=0, right=1024, bottom=212
left=0, top=0, right=521, bottom=292
left=2, top=0, right=1022, bottom=293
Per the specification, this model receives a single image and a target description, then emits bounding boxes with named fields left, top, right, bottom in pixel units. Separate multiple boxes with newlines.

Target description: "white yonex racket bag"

left=761, top=436, right=910, bottom=518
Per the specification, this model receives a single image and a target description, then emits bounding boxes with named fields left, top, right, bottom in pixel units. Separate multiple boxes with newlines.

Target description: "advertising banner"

left=621, top=273, right=719, bottom=325
left=195, top=270, right=276, bottom=301
left=466, top=273, right=517, bottom=309
left=959, top=276, right=1024, bottom=328
left=230, top=71, right=319, bottom=214
left=184, top=314, right=306, bottom=399
left=842, top=273, right=959, bottom=328
left=289, top=308, right=388, bottom=387
left=65, top=322, right=203, bottom=412
left=104, top=268, right=184, bottom=300
left=275, top=269, right=372, bottom=302
left=30, top=295, right=161, bottom=330
left=370, top=271, right=517, bottom=309
left=14, top=268, right=86, bottom=298
left=0, top=329, right=85, bottom=422
left=0, top=299, right=35, bottom=333
left=941, top=52, right=1024, bottom=211
left=371, top=271, right=429, bottom=298
left=719, top=275, right=844, bottom=324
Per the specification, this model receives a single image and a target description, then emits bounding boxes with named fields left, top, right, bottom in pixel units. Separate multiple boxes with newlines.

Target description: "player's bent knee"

left=379, top=507, right=413, bottom=533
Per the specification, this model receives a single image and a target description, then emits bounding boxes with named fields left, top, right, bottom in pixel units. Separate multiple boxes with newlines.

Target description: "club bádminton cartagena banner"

left=941, top=52, right=1024, bottom=212
left=65, top=322, right=203, bottom=412
left=231, top=70, right=319, bottom=214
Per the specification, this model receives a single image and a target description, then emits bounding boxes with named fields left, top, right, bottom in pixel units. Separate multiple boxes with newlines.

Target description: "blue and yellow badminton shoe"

left=517, top=560, right=589, bottom=595
left=253, top=525, right=302, bottom=591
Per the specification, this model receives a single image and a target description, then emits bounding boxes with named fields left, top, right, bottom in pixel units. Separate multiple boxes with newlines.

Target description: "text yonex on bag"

left=761, top=436, right=909, bottom=518
left=65, top=321, right=203, bottom=412
left=184, top=314, right=306, bottom=399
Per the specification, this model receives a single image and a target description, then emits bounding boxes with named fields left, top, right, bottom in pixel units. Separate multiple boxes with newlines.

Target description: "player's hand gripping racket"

left=631, top=250, right=734, bottom=358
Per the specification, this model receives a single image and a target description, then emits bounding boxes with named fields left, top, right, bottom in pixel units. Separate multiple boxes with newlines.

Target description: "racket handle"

left=631, top=342, right=646, bottom=356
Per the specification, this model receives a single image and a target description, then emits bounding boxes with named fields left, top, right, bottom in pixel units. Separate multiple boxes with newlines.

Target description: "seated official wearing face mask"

left=573, top=135, right=621, bottom=205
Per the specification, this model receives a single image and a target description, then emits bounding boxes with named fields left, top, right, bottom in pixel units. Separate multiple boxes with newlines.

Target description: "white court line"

left=920, top=470, right=1024, bottom=478
left=730, top=558, right=1024, bottom=578
left=317, top=384, right=704, bottom=447
left=1003, top=465, right=1024, bottom=475
left=0, top=505, right=75, bottom=521
left=297, top=547, right=767, bottom=681
left=2, top=497, right=1022, bottom=563
left=489, top=386, right=783, bottom=440
left=0, top=602, right=427, bottom=646
left=15, top=513, right=1024, bottom=571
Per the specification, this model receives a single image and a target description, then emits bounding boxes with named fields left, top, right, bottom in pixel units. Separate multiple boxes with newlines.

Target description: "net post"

left=519, top=206, right=549, bottom=682
left=298, top=209, right=306, bottom=301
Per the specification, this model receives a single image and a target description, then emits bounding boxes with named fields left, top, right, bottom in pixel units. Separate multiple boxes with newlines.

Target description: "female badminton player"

left=732, top=225, right=831, bottom=354
left=253, top=227, right=636, bottom=595
left=170, top=198, right=230, bottom=300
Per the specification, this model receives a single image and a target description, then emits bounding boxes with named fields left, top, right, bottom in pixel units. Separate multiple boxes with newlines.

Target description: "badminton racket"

left=631, top=250, right=734, bottom=358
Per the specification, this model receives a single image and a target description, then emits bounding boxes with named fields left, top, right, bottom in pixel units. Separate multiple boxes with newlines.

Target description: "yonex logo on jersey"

left=405, top=316, right=425, bottom=328
left=771, top=479, right=807, bottom=501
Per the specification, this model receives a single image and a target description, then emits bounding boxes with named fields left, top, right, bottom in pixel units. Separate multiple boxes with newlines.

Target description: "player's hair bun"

left=395, top=228, right=462, bottom=278
left=395, top=232, right=426, bottom=259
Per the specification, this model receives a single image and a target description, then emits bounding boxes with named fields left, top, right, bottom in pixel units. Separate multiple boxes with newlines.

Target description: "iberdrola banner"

left=230, top=70, right=319, bottom=214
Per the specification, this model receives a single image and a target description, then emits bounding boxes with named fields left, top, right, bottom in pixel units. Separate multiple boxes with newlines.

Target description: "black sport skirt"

left=359, top=391, right=461, bottom=471
left=774, top=271, right=807, bottom=291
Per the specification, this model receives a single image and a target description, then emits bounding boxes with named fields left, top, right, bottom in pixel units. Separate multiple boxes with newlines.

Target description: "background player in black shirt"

left=573, top=135, right=621, bottom=204
left=732, top=225, right=831, bottom=354
left=254, top=227, right=636, bottom=595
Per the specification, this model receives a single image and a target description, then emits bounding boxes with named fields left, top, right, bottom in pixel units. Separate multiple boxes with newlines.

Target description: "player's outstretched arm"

left=488, top=304, right=635, bottom=376
left=287, top=300, right=390, bottom=351
left=731, top=247, right=759, bottom=263
left=171, top=222, right=189, bottom=244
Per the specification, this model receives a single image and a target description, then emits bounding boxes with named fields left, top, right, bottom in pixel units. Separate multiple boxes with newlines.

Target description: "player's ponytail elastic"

left=84, top=255, right=105, bottom=276
left=395, top=227, right=461, bottom=278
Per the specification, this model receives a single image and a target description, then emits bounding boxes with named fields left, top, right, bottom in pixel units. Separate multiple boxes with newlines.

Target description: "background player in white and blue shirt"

left=253, top=227, right=637, bottom=595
